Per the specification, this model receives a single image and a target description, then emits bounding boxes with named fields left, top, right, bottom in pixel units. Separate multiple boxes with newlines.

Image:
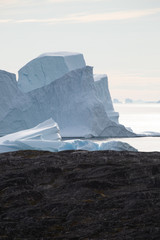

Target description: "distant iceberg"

left=140, top=131, right=160, bottom=137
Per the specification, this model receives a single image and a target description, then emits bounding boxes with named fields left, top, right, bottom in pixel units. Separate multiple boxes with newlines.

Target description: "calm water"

left=114, top=103, right=160, bottom=134
left=96, top=104, right=160, bottom=152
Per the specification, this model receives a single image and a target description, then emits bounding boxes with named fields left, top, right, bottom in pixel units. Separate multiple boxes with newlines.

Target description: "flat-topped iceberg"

left=18, top=52, right=86, bottom=92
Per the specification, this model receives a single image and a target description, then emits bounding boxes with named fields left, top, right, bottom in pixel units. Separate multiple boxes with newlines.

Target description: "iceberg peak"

left=18, top=52, right=86, bottom=92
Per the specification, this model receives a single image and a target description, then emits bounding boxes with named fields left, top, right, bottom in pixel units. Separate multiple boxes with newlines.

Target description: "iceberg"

left=100, top=141, right=138, bottom=151
left=18, top=52, right=86, bottom=92
left=0, top=119, right=137, bottom=153
left=0, top=52, right=135, bottom=138
left=1, top=67, right=135, bottom=137
left=139, top=131, right=160, bottom=137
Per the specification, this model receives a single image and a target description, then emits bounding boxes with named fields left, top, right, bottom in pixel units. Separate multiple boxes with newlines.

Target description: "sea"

left=95, top=103, right=160, bottom=152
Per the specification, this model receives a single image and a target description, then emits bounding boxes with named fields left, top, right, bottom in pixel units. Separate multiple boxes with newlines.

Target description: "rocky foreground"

left=0, top=150, right=160, bottom=240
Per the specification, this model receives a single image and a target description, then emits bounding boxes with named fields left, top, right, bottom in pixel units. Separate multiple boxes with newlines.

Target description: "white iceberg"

left=59, top=139, right=100, bottom=152
left=100, top=141, right=138, bottom=151
left=140, top=131, right=160, bottom=137
left=0, top=118, right=61, bottom=153
left=0, top=52, right=135, bottom=138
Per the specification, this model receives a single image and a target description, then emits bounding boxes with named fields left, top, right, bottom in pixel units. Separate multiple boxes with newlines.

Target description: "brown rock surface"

left=0, top=150, right=160, bottom=239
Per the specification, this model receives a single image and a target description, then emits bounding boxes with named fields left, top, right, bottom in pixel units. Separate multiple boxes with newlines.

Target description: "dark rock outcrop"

left=0, top=150, right=160, bottom=239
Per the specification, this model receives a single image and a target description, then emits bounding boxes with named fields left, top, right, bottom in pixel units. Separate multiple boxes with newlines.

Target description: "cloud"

left=109, top=73, right=160, bottom=101
left=0, top=0, right=28, bottom=5
left=60, top=8, right=160, bottom=23
left=0, top=0, right=40, bottom=7
left=0, top=19, right=12, bottom=23
left=1, top=8, right=160, bottom=24
left=0, top=0, right=103, bottom=6
left=0, top=0, right=18, bottom=4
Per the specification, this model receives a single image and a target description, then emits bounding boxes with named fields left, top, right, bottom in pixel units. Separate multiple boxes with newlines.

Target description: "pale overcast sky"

left=0, top=0, right=160, bottom=101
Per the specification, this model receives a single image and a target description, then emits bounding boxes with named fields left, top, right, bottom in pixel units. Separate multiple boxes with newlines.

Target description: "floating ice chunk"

left=0, top=118, right=61, bottom=153
left=60, top=139, right=99, bottom=151
left=0, top=118, right=61, bottom=142
left=100, top=141, right=138, bottom=152
left=141, top=131, right=160, bottom=137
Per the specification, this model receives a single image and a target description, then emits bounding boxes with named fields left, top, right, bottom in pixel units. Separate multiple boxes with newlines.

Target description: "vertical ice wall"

left=94, top=74, right=119, bottom=123
left=0, top=70, right=19, bottom=116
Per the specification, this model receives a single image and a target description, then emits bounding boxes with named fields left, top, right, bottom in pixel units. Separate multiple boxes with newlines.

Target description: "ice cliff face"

left=94, top=74, right=119, bottom=123
left=18, top=52, right=86, bottom=92
left=0, top=70, right=26, bottom=136
left=27, top=66, right=130, bottom=137
left=17, top=51, right=120, bottom=130
left=0, top=70, right=21, bottom=117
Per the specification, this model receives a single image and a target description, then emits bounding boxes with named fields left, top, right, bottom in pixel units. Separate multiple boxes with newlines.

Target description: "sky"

left=0, top=0, right=160, bottom=101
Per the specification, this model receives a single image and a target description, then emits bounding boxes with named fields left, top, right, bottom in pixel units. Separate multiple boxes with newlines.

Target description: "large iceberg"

left=0, top=67, right=135, bottom=137
left=0, top=52, right=136, bottom=138
left=18, top=52, right=86, bottom=92
left=0, top=119, right=137, bottom=153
